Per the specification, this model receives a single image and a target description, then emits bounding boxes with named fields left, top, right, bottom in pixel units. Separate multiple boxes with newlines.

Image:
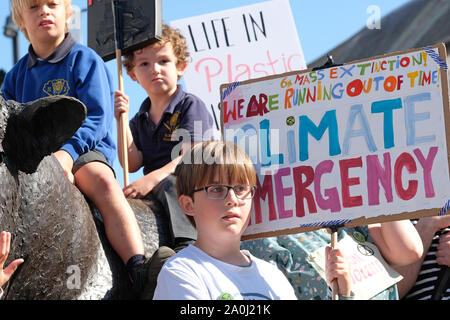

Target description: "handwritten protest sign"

left=220, top=44, right=450, bottom=240
left=171, top=0, right=306, bottom=132
left=308, top=232, right=403, bottom=299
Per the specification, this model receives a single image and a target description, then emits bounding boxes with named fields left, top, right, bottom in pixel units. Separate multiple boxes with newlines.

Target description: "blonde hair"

left=123, top=24, right=190, bottom=78
left=11, top=0, right=72, bottom=40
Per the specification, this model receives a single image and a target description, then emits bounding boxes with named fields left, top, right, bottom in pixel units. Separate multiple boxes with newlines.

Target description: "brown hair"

left=123, top=24, right=190, bottom=76
left=174, top=141, right=257, bottom=227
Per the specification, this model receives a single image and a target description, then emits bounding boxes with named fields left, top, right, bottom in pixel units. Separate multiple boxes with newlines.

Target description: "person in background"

left=242, top=220, right=423, bottom=300
left=395, top=214, right=450, bottom=300
left=0, top=231, right=24, bottom=299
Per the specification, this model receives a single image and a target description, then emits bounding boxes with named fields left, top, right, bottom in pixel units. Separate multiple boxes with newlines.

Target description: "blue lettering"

left=404, top=93, right=435, bottom=145
left=371, top=98, right=402, bottom=149
left=299, top=110, right=341, bottom=161
left=260, top=119, right=284, bottom=167
left=343, top=104, right=377, bottom=155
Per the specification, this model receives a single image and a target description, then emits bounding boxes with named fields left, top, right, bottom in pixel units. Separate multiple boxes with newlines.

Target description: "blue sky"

left=0, top=0, right=411, bottom=187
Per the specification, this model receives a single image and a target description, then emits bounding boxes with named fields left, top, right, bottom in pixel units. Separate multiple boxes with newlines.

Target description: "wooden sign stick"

left=330, top=228, right=339, bottom=300
left=112, top=0, right=129, bottom=187
left=330, top=225, right=340, bottom=300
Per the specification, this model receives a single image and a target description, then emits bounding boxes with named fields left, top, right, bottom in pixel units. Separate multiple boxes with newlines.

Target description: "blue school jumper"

left=1, top=33, right=116, bottom=166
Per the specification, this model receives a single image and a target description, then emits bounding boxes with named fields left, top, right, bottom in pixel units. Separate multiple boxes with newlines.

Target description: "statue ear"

left=3, top=95, right=86, bottom=174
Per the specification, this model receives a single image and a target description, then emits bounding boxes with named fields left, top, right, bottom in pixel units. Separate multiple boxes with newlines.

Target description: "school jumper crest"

left=43, top=79, right=70, bottom=96
left=163, top=111, right=181, bottom=141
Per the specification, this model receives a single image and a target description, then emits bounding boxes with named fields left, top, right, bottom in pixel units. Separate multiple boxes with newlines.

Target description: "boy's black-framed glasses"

left=193, top=184, right=257, bottom=200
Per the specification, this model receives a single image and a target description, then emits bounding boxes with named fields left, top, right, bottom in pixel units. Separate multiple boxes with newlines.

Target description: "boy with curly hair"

left=114, top=24, right=214, bottom=258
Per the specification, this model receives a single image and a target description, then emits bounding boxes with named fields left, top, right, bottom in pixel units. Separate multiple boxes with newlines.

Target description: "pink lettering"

left=195, top=57, right=222, bottom=93
left=274, top=167, right=293, bottom=219
left=314, top=160, right=341, bottom=212
left=367, top=153, right=393, bottom=205
left=413, top=146, right=438, bottom=198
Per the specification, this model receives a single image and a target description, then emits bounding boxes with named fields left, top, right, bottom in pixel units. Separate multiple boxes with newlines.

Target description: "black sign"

left=88, top=0, right=162, bottom=61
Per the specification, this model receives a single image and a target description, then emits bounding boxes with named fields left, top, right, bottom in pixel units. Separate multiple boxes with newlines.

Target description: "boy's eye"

left=209, top=186, right=226, bottom=193
left=29, top=1, right=58, bottom=9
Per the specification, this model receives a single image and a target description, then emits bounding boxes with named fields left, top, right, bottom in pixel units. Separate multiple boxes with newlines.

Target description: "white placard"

left=220, top=45, right=450, bottom=239
left=307, top=233, right=403, bottom=300
left=171, top=0, right=306, bottom=132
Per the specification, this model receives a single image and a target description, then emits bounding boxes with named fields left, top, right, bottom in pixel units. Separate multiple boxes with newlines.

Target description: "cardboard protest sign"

left=220, top=44, right=450, bottom=240
left=308, top=231, right=403, bottom=299
left=87, top=0, right=162, bottom=62
left=170, top=0, right=306, bottom=133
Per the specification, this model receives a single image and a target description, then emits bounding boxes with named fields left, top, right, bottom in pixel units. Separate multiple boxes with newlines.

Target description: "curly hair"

left=123, top=24, right=190, bottom=75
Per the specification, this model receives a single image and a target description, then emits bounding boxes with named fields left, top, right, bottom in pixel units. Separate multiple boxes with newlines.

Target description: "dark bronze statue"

left=0, top=95, right=170, bottom=299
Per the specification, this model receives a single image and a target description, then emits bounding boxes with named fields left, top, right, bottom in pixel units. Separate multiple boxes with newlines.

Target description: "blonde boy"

left=2, top=0, right=154, bottom=297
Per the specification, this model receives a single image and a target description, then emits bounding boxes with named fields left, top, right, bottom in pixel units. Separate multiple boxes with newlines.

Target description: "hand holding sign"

left=325, top=245, right=352, bottom=297
left=88, top=0, right=162, bottom=186
left=309, top=230, right=404, bottom=300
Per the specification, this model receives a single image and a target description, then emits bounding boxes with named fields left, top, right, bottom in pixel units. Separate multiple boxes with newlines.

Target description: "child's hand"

left=423, top=214, right=450, bottom=234
left=114, top=90, right=130, bottom=121
left=0, top=231, right=24, bottom=288
left=123, top=173, right=159, bottom=199
left=53, top=150, right=74, bottom=184
left=436, top=232, right=450, bottom=267
left=325, top=246, right=352, bottom=297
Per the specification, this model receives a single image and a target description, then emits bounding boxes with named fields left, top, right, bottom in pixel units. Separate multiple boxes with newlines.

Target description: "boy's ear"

left=66, top=7, right=73, bottom=20
left=178, top=194, right=195, bottom=217
left=64, top=6, right=73, bottom=33
left=126, top=69, right=138, bottom=82
left=176, top=61, right=188, bottom=79
left=17, top=20, right=25, bottom=33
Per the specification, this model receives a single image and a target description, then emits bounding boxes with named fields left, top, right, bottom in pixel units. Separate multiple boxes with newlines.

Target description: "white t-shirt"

left=153, top=245, right=297, bottom=300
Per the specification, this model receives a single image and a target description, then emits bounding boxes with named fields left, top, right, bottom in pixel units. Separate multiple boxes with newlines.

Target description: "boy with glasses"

left=153, top=141, right=312, bottom=299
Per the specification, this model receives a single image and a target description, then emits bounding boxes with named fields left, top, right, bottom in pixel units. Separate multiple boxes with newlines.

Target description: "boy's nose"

left=40, top=5, right=50, bottom=15
left=225, top=188, right=240, bottom=206
left=151, top=63, right=161, bottom=75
